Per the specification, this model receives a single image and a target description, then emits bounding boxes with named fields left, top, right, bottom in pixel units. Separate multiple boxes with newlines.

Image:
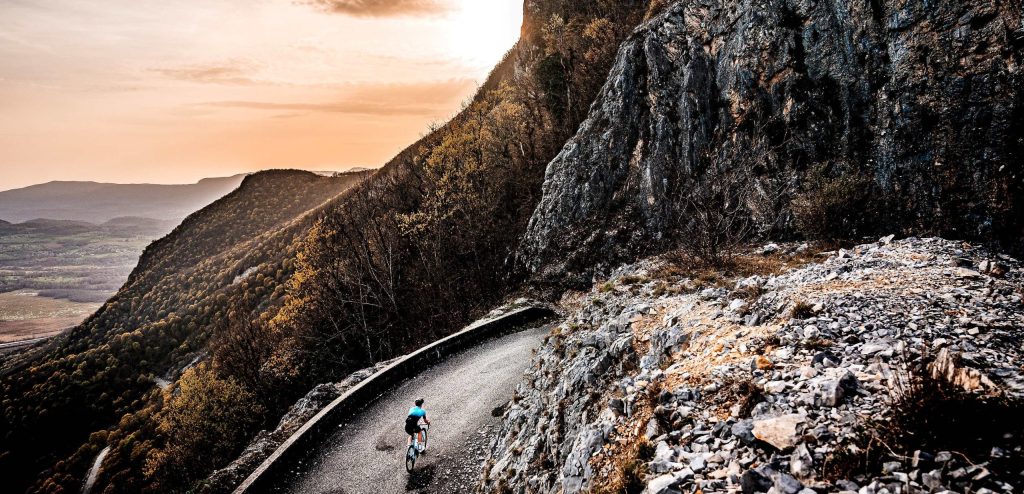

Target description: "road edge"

left=233, top=304, right=555, bottom=494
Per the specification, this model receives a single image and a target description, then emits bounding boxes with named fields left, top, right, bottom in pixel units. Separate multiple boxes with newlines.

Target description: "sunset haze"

left=0, top=0, right=523, bottom=190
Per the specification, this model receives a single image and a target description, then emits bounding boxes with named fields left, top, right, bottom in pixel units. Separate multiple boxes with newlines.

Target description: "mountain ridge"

left=0, top=175, right=248, bottom=224
left=0, top=169, right=370, bottom=494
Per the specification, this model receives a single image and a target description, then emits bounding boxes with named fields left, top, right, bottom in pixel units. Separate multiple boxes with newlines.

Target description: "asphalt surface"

left=276, top=325, right=549, bottom=494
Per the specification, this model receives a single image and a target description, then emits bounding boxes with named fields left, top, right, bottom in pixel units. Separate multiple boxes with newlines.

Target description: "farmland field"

left=0, top=290, right=102, bottom=342
left=0, top=217, right=175, bottom=341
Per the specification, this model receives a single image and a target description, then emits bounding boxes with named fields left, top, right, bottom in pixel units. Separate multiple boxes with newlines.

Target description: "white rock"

left=803, top=325, right=820, bottom=339
left=752, top=414, right=805, bottom=450
left=643, top=473, right=681, bottom=494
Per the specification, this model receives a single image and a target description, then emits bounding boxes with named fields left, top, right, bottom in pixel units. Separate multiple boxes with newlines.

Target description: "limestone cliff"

left=519, top=0, right=1024, bottom=285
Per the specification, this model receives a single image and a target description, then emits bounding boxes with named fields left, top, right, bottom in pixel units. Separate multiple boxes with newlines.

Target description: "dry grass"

left=653, top=243, right=828, bottom=291
left=707, top=378, right=766, bottom=419
left=790, top=299, right=817, bottom=320
left=592, top=434, right=657, bottom=494
left=801, top=337, right=834, bottom=351
left=824, top=368, right=1024, bottom=482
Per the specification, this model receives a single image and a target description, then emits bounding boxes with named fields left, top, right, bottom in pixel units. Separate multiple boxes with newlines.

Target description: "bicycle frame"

left=406, top=424, right=429, bottom=472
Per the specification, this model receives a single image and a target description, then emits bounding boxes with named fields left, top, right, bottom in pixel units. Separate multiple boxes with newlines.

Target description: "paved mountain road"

left=275, top=325, right=549, bottom=494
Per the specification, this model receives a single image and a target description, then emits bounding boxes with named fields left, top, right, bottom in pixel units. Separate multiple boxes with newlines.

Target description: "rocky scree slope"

left=483, top=238, right=1023, bottom=493
left=520, top=0, right=1024, bottom=285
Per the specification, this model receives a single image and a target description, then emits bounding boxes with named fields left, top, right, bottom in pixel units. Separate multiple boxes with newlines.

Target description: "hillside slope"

left=0, top=176, right=246, bottom=224
left=484, top=238, right=1023, bottom=493
left=1, top=1, right=655, bottom=491
left=0, top=170, right=368, bottom=493
left=520, top=0, right=1024, bottom=285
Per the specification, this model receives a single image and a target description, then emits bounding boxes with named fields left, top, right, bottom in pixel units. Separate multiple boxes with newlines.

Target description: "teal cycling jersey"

left=408, top=406, right=426, bottom=419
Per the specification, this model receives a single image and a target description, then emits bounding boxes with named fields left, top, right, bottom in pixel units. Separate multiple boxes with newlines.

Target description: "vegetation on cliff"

left=1, top=2, right=653, bottom=492
left=0, top=170, right=368, bottom=493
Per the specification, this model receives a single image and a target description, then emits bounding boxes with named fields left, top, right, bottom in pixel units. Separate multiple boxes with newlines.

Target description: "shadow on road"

left=405, top=464, right=436, bottom=490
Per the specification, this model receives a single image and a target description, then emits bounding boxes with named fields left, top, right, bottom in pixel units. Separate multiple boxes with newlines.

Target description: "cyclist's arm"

left=423, top=414, right=431, bottom=426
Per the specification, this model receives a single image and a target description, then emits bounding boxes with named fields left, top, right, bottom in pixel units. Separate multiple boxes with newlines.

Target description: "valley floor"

left=0, top=289, right=100, bottom=343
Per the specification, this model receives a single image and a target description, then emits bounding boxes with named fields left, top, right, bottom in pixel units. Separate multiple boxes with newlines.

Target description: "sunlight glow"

left=0, top=0, right=527, bottom=189
left=447, top=0, right=523, bottom=68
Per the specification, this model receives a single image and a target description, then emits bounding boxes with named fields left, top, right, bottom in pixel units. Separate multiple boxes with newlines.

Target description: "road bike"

left=406, top=424, right=429, bottom=472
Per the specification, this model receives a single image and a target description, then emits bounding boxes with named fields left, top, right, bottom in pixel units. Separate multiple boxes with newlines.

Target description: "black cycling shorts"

left=405, top=417, right=421, bottom=435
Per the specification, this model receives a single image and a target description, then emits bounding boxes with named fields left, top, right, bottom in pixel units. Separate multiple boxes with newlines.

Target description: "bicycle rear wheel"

left=406, top=445, right=417, bottom=472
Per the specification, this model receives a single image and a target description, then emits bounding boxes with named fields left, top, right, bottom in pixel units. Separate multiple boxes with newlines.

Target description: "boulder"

left=790, top=444, right=814, bottom=478
left=811, top=369, right=859, bottom=407
left=740, top=467, right=774, bottom=494
left=643, top=473, right=682, bottom=494
left=752, top=414, right=805, bottom=450
left=732, top=419, right=756, bottom=445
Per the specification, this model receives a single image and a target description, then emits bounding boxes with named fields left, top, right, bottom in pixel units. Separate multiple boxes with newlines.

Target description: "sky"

left=0, top=0, right=524, bottom=191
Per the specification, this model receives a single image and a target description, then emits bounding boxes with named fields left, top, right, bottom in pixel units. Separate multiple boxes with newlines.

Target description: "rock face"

left=519, top=0, right=1024, bottom=284
left=482, top=238, right=1023, bottom=493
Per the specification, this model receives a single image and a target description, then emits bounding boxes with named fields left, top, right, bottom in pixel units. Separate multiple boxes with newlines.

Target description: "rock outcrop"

left=483, top=238, right=1023, bottom=493
left=519, top=0, right=1024, bottom=284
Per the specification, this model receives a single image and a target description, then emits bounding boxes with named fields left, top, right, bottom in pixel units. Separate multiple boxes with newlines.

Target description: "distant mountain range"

left=0, top=175, right=247, bottom=224
left=0, top=216, right=179, bottom=236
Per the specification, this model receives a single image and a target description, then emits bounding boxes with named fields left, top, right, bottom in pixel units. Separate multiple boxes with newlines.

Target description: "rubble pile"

left=482, top=238, right=1023, bottom=494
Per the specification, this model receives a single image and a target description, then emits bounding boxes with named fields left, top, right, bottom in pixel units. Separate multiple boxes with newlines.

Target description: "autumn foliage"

left=0, top=2, right=655, bottom=493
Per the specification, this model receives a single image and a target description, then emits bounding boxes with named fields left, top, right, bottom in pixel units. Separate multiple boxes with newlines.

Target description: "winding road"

left=272, top=325, right=549, bottom=494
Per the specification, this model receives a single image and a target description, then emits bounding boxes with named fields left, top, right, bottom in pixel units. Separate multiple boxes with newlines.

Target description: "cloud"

left=197, top=79, right=477, bottom=117
left=301, top=0, right=450, bottom=17
left=152, top=60, right=260, bottom=85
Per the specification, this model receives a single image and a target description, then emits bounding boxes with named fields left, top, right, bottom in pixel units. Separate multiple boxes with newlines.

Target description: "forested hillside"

left=0, top=2, right=659, bottom=491
left=0, top=170, right=368, bottom=493
left=269, top=0, right=658, bottom=385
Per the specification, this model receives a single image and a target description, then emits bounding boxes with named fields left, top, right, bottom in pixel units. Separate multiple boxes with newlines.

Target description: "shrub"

left=826, top=367, right=1023, bottom=482
left=883, top=369, right=1023, bottom=474
left=790, top=299, right=816, bottom=319
left=143, top=365, right=264, bottom=491
left=676, top=180, right=754, bottom=267
left=597, top=438, right=656, bottom=494
left=791, top=164, right=879, bottom=240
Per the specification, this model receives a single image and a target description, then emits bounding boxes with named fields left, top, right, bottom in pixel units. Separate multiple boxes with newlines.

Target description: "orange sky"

left=0, top=0, right=523, bottom=190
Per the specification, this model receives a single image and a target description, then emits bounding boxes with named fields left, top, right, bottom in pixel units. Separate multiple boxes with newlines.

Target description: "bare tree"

left=675, top=174, right=755, bottom=267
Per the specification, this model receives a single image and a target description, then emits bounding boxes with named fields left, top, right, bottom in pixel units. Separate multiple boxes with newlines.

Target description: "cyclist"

left=405, top=398, right=430, bottom=450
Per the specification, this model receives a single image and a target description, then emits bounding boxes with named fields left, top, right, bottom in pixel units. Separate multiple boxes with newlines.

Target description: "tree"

left=143, top=365, right=263, bottom=492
